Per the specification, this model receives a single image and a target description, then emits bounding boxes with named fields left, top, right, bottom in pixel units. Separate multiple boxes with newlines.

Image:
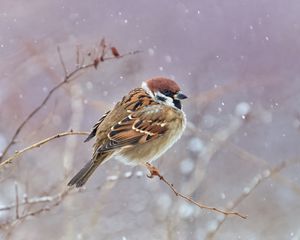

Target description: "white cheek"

left=164, top=97, right=175, bottom=107
left=155, top=92, right=175, bottom=108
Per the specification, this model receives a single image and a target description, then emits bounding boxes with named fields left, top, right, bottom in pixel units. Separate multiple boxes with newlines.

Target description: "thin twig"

left=0, top=45, right=140, bottom=161
left=57, top=46, right=68, bottom=76
left=0, top=190, right=69, bottom=231
left=0, top=176, right=121, bottom=228
left=161, top=175, right=246, bottom=219
left=145, top=163, right=247, bottom=219
left=8, top=189, right=71, bottom=228
left=0, top=170, right=144, bottom=214
left=76, top=45, right=81, bottom=67
left=14, top=182, right=19, bottom=219
left=0, top=194, right=61, bottom=212
left=0, top=131, right=89, bottom=169
left=99, top=38, right=106, bottom=61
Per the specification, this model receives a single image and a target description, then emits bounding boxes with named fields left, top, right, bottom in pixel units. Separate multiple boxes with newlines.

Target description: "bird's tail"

left=68, top=154, right=108, bottom=187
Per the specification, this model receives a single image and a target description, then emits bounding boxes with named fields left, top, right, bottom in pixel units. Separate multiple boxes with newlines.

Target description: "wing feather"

left=84, top=111, right=110, bottom=142
left=97, top=105, right=167, bottom=153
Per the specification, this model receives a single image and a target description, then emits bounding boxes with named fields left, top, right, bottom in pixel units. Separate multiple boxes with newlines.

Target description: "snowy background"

left=1, top=0, right=300, bottom=239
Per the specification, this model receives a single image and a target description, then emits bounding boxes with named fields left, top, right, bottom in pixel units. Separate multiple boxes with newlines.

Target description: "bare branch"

left=0, top=170, right=145, bottom=214
left=7, top=189, right=71, bottom=229
left=0, top=130, right=89, bottom=169
left=145, top=163, right=247, bottom=219
left=0, top=194, right=61, bottom=212
left=161, top=175, right=246, bottom=219
left=0, top=43, right=140, bottom=162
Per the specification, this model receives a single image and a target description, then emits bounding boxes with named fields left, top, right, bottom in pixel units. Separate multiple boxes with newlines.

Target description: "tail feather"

left=68, top=155, right=107, bottom=187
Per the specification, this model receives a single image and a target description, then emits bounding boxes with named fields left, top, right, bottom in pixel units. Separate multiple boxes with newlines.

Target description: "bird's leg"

left=145, top=162, right=162, bottom=179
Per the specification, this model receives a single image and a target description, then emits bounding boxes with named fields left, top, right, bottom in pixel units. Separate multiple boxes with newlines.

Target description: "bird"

left=68, top=77, right=188, bottom=187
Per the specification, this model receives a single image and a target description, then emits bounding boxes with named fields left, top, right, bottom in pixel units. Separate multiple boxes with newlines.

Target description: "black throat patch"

left=173, top=99, right=182, bottom=109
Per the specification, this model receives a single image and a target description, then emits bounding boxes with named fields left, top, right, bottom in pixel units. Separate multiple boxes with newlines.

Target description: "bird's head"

left=142, top=77, right=187, bottom=109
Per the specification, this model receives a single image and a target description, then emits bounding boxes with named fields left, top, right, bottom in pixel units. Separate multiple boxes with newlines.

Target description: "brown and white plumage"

left=68, top=77, right=187, bottom=187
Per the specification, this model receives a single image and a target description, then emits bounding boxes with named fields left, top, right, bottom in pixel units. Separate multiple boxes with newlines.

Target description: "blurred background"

left=1, top=0, right=300, bottom=239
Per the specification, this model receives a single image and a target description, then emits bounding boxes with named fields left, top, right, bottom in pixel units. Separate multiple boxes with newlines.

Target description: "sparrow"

left=68, top=77, right=188, bottom=187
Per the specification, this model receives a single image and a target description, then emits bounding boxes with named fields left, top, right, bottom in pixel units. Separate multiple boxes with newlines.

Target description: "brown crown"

left=146, top=77, right=180, bottom=93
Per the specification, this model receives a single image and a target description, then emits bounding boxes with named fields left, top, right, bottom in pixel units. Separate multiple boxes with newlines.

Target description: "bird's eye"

left=161, top=89, right=173, bottom=97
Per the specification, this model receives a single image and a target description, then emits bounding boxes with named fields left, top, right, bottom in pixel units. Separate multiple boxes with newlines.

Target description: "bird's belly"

left=115, top=117, right=185, bottom=166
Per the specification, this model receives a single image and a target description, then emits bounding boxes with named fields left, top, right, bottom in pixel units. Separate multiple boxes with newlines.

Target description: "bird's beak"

left=174, top=92, right=188, bottom=100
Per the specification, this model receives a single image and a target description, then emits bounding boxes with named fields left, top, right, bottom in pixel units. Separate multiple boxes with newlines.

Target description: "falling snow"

left=235, top=102, right=251, bottom=118
left=180, top=158, right=194, bottom=174
left=0, top=1, right=299, bottom=239
left=188, top=137, right=204, bottom=153
left=148, top=48, right=155, bottom=56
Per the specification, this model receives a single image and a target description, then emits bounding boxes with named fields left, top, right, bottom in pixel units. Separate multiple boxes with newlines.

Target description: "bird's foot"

left=145, top=162, right=161, bottom=179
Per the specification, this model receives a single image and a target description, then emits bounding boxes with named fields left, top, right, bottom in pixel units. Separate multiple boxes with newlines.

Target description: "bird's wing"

left=97, top=105, right=168, bottom=153
left=84, top=110, right=111, bottom=142
left=85, top=88, right=153, bottom=143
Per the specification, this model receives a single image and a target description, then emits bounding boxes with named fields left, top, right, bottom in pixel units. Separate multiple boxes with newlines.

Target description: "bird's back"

left=93, top=88, right=157, bottom=151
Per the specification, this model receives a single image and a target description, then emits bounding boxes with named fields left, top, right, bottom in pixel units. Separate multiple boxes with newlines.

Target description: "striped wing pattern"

left=97, top=106, right=168, bottom=153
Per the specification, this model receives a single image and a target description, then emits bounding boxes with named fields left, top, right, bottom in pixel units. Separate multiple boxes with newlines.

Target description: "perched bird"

left=68, top=77, right=188, bottom=187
